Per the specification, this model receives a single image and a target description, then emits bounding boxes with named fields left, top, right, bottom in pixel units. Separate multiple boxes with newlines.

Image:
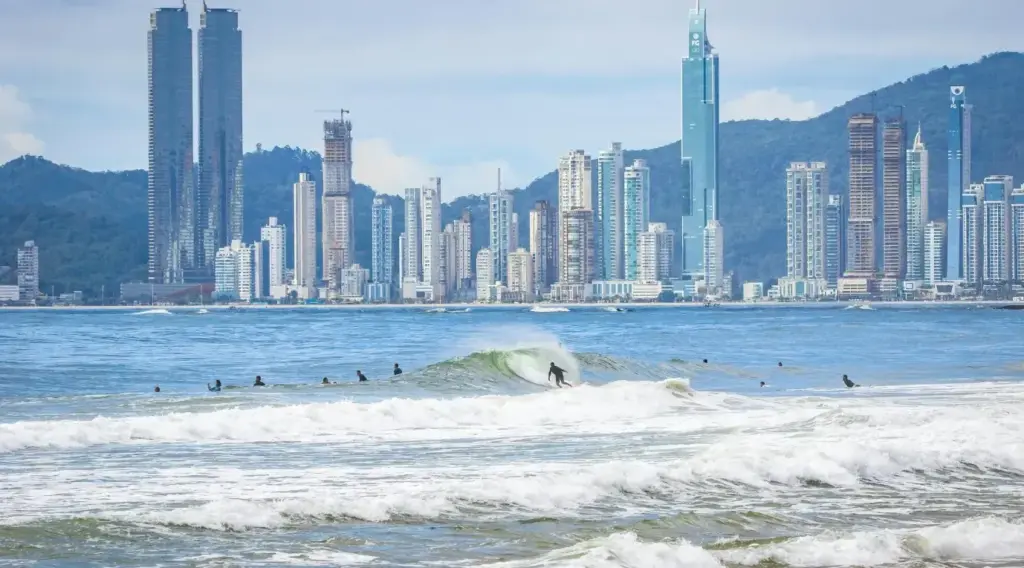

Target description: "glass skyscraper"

left=623, top=160, right=651, bottom=280
left=946, top=86, right=971, bottom=280
left=596, top=143, right=624, bottom=280
left=905, top=126, right=929, bottom=281
left=680, top=0, right=720, bottom=277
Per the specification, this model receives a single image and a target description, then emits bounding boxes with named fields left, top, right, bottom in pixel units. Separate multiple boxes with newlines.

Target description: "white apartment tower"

left=982, top=175, right=1013, bottom=285
left=260, top=217, right=286, bottom=287
left=703, top=220, right=724, bottom=293
left=786, top=162, right=829, bottom=280
left=214, top=239, right=255, bottom=301
left=623, top=159, right=651, bottom=280
left=507, top=248, right=535, bottom=301
left=322, top=116, right=354, bottom=294
left=557, top=150, right=593, bottom=278
left=529, top=200, right=556, bottom=295
left=371, top=197, right=394, bottom=286
left=16, top=240, right=39, bottom=302
left=439, top=224, right=457, bottom=298
left=923, top=221, right=946, bottom=286
left=638, top=222, right=674, bottom=283
left=559, top=208, right=594, bottom=286
left=1012, top=185, right=1024, bottom=283
left=292, top=172, right=317, bottom=291
left=961, top=184, right=983, bottom=286
left=453, top=210, right=473, bottom=290
left=476, top=248, right=493, bottom=301
left=420, top=177, right=443, bottom=300
left=489, top=175, right=514, bottom=285
left=905, top=126, right=929, bottom=281
left=402, top=186, right=422, bottom=299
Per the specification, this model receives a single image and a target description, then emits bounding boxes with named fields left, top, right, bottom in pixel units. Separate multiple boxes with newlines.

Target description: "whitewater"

left=1, top=306, right=1022, bottom=567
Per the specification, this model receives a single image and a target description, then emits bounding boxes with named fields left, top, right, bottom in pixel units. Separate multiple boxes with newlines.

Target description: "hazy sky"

left=1, top=0, right=1021, bottom=199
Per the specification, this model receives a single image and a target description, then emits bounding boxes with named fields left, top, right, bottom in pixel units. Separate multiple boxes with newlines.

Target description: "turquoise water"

left=0, top=305, right=1022, bottom=567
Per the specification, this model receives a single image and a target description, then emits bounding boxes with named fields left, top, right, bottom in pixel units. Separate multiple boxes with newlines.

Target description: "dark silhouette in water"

left=357, top=370, right=368, bottom=382
left=322, top=377, right=331, bottom=385
left=548, top=362, right=571, bottom=388
left=778, top=362, right=783, bottom=367
left=842, top=374, right=859, bottom=388
left=207, top=379, right=222, bottom=392
left=253, top=376, right=266, bottom=387
left=702, top=359, right=708, bottom=364
left=154, top=385, right=161, bottom=392
left=394, top=363, right=403, bottom=375
left=760, top=381, right=766, bottom=387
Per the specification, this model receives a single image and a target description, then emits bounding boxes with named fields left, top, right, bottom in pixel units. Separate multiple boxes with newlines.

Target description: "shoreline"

left=1, top=299, right=1020, bottom=312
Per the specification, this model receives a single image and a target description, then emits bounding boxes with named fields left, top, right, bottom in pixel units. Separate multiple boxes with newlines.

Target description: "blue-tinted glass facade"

left=946, top=86, right=970, bottom=280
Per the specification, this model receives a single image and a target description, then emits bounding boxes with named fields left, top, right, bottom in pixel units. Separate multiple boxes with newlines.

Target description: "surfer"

left=356, top=370, right=368, bottom=382
left=253, top=376, right=266, bottom=387
left=322, top=377, right=331, bottom=385
left=777, top=362, right=783, bottom=367
left=154, top=385, right=161, bottom=392
left=760, top=381, right=766, bottom=387
left=842, top=374, right=859, bottom=388
left=207, top=379, right=222, bottom=392
left=548, top=362, right=571, bottom=388
left=702, top=359, right=708, bottom=364
left=393, top=363, right=403, bottom=375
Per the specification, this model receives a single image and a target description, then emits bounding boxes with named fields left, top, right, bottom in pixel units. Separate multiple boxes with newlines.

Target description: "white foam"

left=482, top=532, right=724, bottom=567
left=531, top=306, right=569, bottom=313
left=132, top=308, right=172, bottom=315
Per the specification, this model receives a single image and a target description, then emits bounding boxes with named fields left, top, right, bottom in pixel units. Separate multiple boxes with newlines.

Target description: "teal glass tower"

left=680, top=0, right=720, bottom=276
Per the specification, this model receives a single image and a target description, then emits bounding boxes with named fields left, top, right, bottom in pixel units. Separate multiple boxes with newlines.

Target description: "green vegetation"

left=3, top=53, right=1024, bottom=295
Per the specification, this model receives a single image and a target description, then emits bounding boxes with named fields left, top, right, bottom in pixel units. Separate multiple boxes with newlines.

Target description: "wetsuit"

left=548, top=364, right=570, bottom=388
left=254, top=379, right=266, bottom=387
left=842, top=376, right=858, bottom=388
left=357, top=372, right=368, bottom=382
left=208, top=383, right=221, bottom=392
left=394, top=366, right=403, bottom=376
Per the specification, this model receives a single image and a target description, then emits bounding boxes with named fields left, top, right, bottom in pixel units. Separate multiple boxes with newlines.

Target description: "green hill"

left=3, top=52, right=1024, bottom=296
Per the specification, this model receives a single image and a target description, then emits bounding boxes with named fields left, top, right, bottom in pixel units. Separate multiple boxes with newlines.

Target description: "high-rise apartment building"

left=981, top=175, right=1013, bottom=285
left=825, top=194, right=846, bottom=288
left=680, top=1, right=720, bottom=277
left=489, top=177, right=514, bottom=285
left=439, top=224, right=457, bottom=298
left=398, top=233, right=406, bottom=284
left=452, top=210, right=473, bottom=291
left=557, top=150, right=593, bottom=280
left=371, top=197, right=393, bottom=287
left=476, top=248, right=493, bottom=301
left=510, top=213, right=520, bottom=251
left=147, top=6, right=193, bottom=284
left=597, top=142, right=624, bottom=280
left=785, top=162, right=829, bottom=281
left=322, top=117, right=354, bottom=294
left=292, top=173, right=317, bottom=291
left=1010, top=186, right=1024, bottom=283
left=924, top=221, right=946, bottom=286
left=402, top=187, right=422, bottom=299
left=529, top=200, right=556, bottom=295
left=882, top=119, right=906, bottom=279
left=16, top=240, right=39, bottom=303
left=947, top=86, right=972, bottom=280
left=420, top=178, right=443, bottom=300
left=961, top=184, right=983, bottom=286
left=559, top=208, right=594, bottom=286
left=845, top=113, right=879, bottom=278
left=197, top=5, right=243, bottom=270
left=214, top=240, right=254, bottom=301
left=260, top=217, right=286, bottom=288
left=703, top=220, right=724, bottom=292
left=623, top=159, right=651, bottom=281
left=905, top=125, right=929, bottom=281
left=638, top=223, right=674, bottom=283
left=506, top=248, right=534, bottom=301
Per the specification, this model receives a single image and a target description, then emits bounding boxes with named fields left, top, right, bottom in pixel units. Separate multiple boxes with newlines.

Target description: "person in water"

left=322, top=377, right=331, bottom=385
left=393, top=363, right=403, bottom=375
left=207, top=379, right=222, bottom=392
left=254, top=376, right=266, bottom=387
left=760, top=381, right=766, bottom=388
left=842, top=374, right=859, bottom=388
left=356, top=370, right=368, bottom=382
left=702, top=359, right=708, bottom=364
left=548, top=362, right=571, bottom=388
left=154, top=385, right=161, bottom=392
left=777, top=362, right=783, bottom=367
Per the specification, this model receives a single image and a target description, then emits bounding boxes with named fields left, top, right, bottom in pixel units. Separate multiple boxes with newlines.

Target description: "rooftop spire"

left=913, top=122, right=924, bottom=149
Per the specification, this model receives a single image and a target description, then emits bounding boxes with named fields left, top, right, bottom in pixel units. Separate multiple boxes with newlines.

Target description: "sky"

left=1, top=0, right=1022, bottom=199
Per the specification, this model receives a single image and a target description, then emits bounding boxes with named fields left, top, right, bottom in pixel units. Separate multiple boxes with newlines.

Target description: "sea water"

left=0, top=305, right=1022, bottom=567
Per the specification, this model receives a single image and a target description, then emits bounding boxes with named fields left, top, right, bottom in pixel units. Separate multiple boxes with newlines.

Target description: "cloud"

left=722, top=89, right=820, bottom=122
left=353, top=138, right=517, bottom=200
left=0, top=85, right=44, bottom=163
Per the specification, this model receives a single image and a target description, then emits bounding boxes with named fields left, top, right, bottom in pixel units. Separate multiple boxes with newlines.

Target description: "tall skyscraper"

left=680, top=0, right=720, bottom=277
left=506, top=248, right=534, bottom=301
left=825, top=195, right=846, bottom=288
left=214, top=240, right=254, bottom=301
left=420, top=178, right=442, bottom=299
left=529, top=200, right=556, bottom=295
left=905, top=125, right=929, bottom=281
left=16, top=240, right=39, bottom=303
left=961, top=184, right=983, bottom=286
left=371, top=198, right=393, bottom=287
left=489, top=173, right=514, bottom=284
left=292, top=173, right=317, bottom=291
left=322, top=116, right=354, bottom=294
left=947, top=86, right=972, bottom=280
left=557, top=150, right=593, bottom=280
left=597, top=142, right=624, bottom=280
left=924, top=221, right=946, bottom=286
left=402, top=187, right=422, bottom=298
left=510, top=213, right=520, bottom=251
left=786, top=162, right=829, bottom=281
left=703, top=220, right=724, bottom=291
left=559, top=209, right=594, bottom=288
left=398, top=233, right=407, bottom=284
left=623, top=159, right=651, bottom=280
left=453, top=210, right=473, bottom=291
left=1010, top=186, right=1024, bottom=283
left=197, top=5, right=243, bottom=271
left=147, top=6, right=193, bottom=284
left=476, top=248, right=493, bottom=301
left=982, top=175, right=1013, bottom=285
left=260, top=217, right=286, bottom=288
left=439, top=224, right=457, bottom=298
left=638, top=223, right=674, bottom=283
left=845, top=113, right=879, bottom=278
left=882, top=119, right=906, bottom=280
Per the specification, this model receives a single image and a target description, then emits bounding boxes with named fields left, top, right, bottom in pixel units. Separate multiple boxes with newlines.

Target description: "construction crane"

left=315, top=109, right=350, bottom=122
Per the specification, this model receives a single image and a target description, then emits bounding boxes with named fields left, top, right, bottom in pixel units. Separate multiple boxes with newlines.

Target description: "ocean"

left=0, top=304, right=1022, bottom=567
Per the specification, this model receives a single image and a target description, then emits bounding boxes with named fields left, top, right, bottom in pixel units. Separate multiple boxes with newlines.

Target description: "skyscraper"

left=476, top=248, right=493, bottom=301
left=680, top=0, right=720, bottom=277
left=597, top=142, right=624, bottom=280
left=559, top=209, right=594, bottom=290
left=961, top=184, right=983, bottom=286
left=260, top=217, right=287, bottom=288
left=825, top=194, right=846, bottom=288
left=623, top=159, right=651, bottom=280
left=947, top=86, right=972, bottom=280
left=371, top=197, right=393, bottom=287
left=16, top=240, right=39, bottom=303
left=402, top=187, right=422, bottom=299
left=506, top=248, right=534, bottom=302
left=845, top=113, right=879, bottom=279
left=703, top=220, right=724, bottom=291
left=1010, top=185, right=1024, bottom=283
left=453, top=210, right=473, bottom=291
left=489, top=173, right=514, bottom=284
left=981, top=175, right=1013, bottom=285
left=420, top=178, right=442, bottom=299
left=924, top=221, right=946, bottom=286
left=905, top=125, right=929, bottom=281
left=147, top=6, right=193, bottom=284
left=638, top=223, right=674, bottom=283
left=557, top=150, right=593, bottom=281
left=882, top=119, right=906, bottom=280
left=197, top=5, right=243, bottom=271
left=786, top=162, right=829, bottom=281
left=529, top=200, right=556, bottom=295
left=292, top=173, right=317, bottom=292
left=322, top=116, right=354, bottom=295
left=439, top=224, right=457, bottom=298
